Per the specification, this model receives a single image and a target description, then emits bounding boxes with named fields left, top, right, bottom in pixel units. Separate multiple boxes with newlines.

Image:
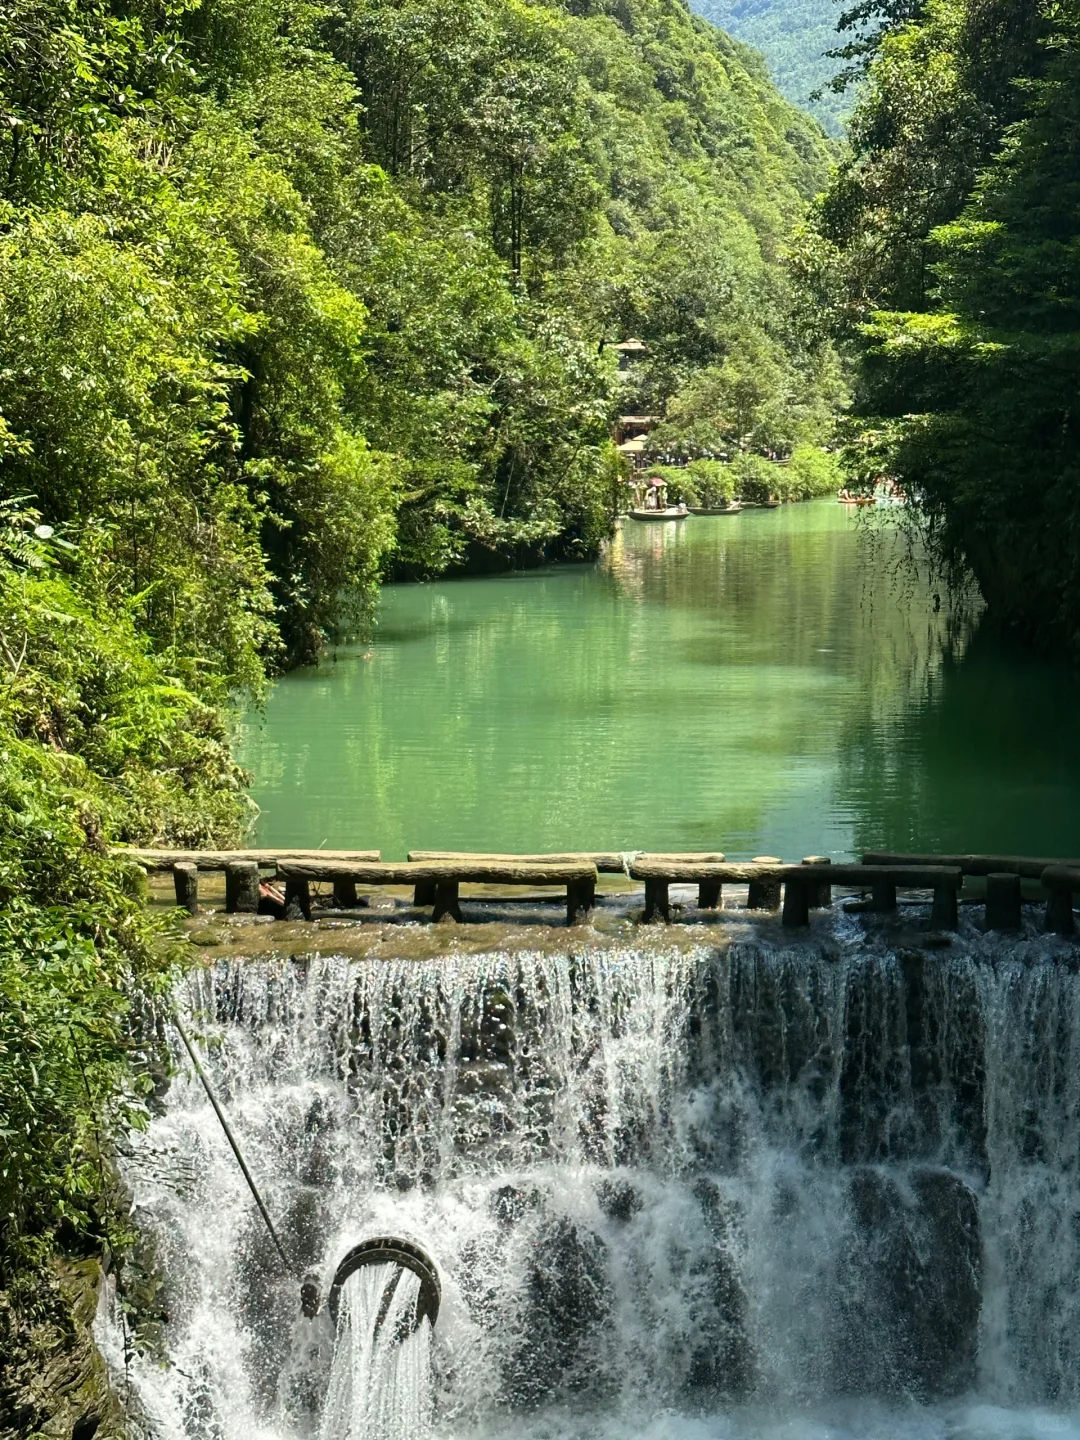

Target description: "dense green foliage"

left=645, top=326, right=847, bottom=457
left=795, top=0, right=1080, bottom=656
left=647, top=446, right=841, bottom=504
left=0, top=506, right=227, bottom=1286
left=690, top=0, right=851, bottom=133
left=0, top=0, right=835, bottom=671
left=0, top=0, right=841, bottom=1388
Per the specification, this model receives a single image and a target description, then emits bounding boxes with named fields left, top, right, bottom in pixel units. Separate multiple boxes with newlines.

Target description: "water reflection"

left=239, top=503, right=1080, bottom=859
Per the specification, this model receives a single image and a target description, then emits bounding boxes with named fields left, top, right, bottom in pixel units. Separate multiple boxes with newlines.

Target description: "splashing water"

left=99, top=926, right=1080, bottom=1439
left=318, top=1265, right=432, bottom=1440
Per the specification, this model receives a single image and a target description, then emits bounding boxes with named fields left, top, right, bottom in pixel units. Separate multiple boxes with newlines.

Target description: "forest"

left=1, top=0, right=1079, bottom=1429
left=0, top=0, right=836, bottom=1421
left=691, top=0, right=851, bottom=132
left=797, top=0, right=1080, bottom=662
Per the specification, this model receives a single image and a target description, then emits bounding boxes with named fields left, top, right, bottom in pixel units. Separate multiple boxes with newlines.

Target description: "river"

left=239, top=501, right=1080, bottom=860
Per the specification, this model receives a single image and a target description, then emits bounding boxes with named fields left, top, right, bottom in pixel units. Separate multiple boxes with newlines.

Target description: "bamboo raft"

left=114, top=847, right=1080, bottom=934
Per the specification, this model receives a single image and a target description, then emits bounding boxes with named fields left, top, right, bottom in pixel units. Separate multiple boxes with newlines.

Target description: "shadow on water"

left=839, top=614, right=1080, bottom=857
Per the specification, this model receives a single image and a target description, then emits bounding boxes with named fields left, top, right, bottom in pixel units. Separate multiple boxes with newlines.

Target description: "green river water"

left=240, top=500, right=1080, bottom=861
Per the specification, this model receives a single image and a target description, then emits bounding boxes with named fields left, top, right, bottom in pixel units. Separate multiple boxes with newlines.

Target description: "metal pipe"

left=172, top=1010, right=293, bottom=1274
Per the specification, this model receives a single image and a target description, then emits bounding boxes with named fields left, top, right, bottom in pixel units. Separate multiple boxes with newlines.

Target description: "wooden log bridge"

left=629, top=858, right=963, bottom=928
left=120, top=848, right=384, bottom=918
left=276, top=858, right=599, bottom=926
left=116, top=846, right=1080, bottom=934
left=864, top=853, right=1080, bottom=936
left=407, top=850, right=727, bottom=908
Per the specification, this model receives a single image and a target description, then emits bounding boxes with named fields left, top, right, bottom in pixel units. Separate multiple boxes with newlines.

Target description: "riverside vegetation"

left=0, top=0, right=841, bottom=1429
left=795, top=0, right=1080, bottom=660
left=1, top=0, right=1077, bottom=1430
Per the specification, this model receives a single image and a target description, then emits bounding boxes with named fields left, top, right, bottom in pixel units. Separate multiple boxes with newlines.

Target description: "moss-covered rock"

left=0, top=1259, right=125, bottom=1440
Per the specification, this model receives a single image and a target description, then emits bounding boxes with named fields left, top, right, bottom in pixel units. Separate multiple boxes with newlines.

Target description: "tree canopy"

left=794, top=0, right=1080, bottom=658
left=0, top=3, right=841, bottom=1396
left=0, top=0, right=836, bottom=670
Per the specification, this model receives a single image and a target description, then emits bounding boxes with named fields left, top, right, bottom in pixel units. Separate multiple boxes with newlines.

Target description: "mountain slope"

left=690, top=0, right=848, bottom=133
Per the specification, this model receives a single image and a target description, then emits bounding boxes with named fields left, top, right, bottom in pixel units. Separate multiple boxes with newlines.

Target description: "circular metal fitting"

left=327, top=1236, right=441, bottom=1335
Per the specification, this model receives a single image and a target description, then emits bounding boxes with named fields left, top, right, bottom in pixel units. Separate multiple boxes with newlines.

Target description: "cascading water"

left=318, top=1265, right=432, bottom=1440
left=100, top=920, right=1080, bottom=1439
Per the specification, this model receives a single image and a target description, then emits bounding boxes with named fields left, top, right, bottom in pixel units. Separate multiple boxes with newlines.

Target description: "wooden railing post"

left=782, top=877, right=811, bottom=928
left=930, top=883, right=959, bottom=930
left=567, top=876, right=595, bottom=926
left=332, top=878, right=359, bottom=908
left=643, top=878, right=670, bottom=923
left=802, top=856, right=832, bottom=907
left=698, top=880, right=722, bottom=910
left=284, top=878, right=312, bottom=921
left=871, top=878, right=897, bottom=912
left=747, top=858, right=781, bottom=910
left=432, top=881, right=462, bottom=923
left=1042, top=868, right=1077, bottom=937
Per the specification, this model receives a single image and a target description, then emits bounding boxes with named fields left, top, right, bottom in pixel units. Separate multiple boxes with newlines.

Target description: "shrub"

left=786, top=445, right=843, bottom=499
left=685, top=460, right=736, bottom=507
left=730, top=452, right=779, bottom=504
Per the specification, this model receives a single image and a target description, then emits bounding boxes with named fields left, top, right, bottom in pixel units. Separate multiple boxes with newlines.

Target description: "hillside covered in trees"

left=0, top=0, right=835, bottom=671
left=0, top=0, right=842, bottom=1426
left=691, top=0, right=851, bottom=133
left=796, top=0, right=1080, bottom=659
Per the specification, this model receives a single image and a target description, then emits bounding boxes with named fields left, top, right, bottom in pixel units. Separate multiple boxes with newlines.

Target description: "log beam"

left=409, top=849, right=627, bottom=872
left=864, top=851, right=1080, bottom=881
left=116, top=847, right=381, bottom=872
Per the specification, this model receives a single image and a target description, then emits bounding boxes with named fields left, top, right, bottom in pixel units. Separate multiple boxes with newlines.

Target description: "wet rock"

left=283, top=1187, right=328, bottom=1271
left=596, top=1177, right=643, bottom=1223
left=836, top=1166, right=981, bottom=1398
left=0, top=1259, right=126, bottom=1440
left=839, top=952, right=987, bottom=1172
left=489, top=1184, right=538, bottom=1227
left=233, top=1209, right=309, bottom=1408
left=183, top=1364, right=225, bottom=1440
left=728, top=949, right=834, bottom=1092
left=684, top=1179, right=755, bottom=1397
left=505, top=1217, right=612, bottom=1408
left=298, top=1093, right=337, bottom=1186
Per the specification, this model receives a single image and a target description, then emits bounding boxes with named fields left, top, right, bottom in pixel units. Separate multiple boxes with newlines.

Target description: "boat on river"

left=688, top=503, right=742, bottom=516
left=628, top=506, right=689, bottom=521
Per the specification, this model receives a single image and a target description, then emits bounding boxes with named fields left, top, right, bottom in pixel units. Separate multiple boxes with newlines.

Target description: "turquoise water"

left=239, top=502, right=1080, bottom=860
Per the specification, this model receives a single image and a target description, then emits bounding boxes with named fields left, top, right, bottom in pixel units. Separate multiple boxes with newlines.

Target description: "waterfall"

left=100, top=927, right=1080, bottom=1439
left=318, top=1266, right=432, bottom=1440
